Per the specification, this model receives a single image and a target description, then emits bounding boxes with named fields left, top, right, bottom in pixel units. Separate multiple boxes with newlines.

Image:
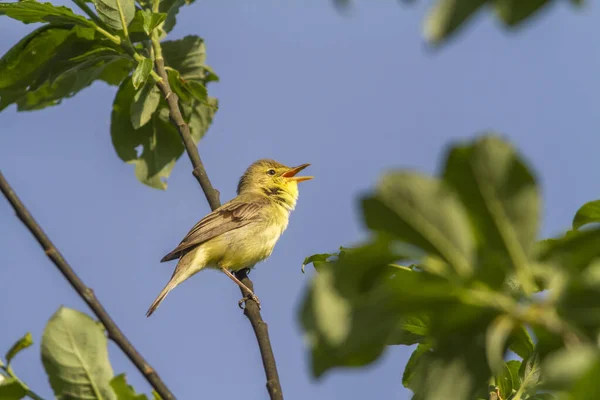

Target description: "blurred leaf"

left=495, top=0, right=550, bottom=26
left=132, top=57, right=152, bottom=89
left=573, top=200, right=600, bottom=230
left=93, top=0, right=135, bottom=30
left=110, top=374, right=147, bottom=400
left=402, top=343, right=432, bottom=391
left=0, top=1, right=93, bottom=26
left=41, top=307, right=116, bottom=400
left=151, top=390, right=161, bottom=400
left=131, top=81, right=160, bottom=129
left=301, top=240, right=457, bottom=377
left=5, top=332, right=33, bottom=365
left=111, top=77, right=185, bottom=189
left=486, top=315, right=514, bottom=372
left=542, top=345, right=598, bottom=391
left=443, top=134, right=540, bottom=292
left=540, top=228, right=600, bottom=272
left=566, top=357, right=600, bottom=400
left=159, top=0, right=195, bottom=33
left=0, top=25, right=71, bottom=90
left=0, top=378, right=27, bottom=400
left=140, top=9, right=165, bottom=34
left=362, top=172, right=474, bottom=277
left=423, top=0, right=487, bottom=45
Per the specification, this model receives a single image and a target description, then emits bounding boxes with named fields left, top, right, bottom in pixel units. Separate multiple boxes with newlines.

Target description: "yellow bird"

left=146, top=159, right=313, bottom=316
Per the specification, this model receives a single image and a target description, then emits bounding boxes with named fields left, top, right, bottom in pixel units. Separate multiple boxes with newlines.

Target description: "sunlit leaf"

left=0, top=1, right=93, bottom=26
left=0, top=25, right=71, bottom=90
left=132, top=57, right=153, bottom=89
left=573, top=200, right=600, bottom=230
left=41, top=307, right=116, bottom=400
left=402, top=343, right=432, bottom=391
left=93, top=0, right=135, bottom=30
left=139, top=9, right=166, bottom=35
left=486, top=315, right=514, bottom=373
left=5, top=332, right=33, bottom=365
left=110, top=374, right=147, bottom=400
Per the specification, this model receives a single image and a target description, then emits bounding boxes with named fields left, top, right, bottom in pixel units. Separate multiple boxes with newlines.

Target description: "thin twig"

left=0, top=171, right=176, bottom=400
left=151, top=37, right=283, bottom=400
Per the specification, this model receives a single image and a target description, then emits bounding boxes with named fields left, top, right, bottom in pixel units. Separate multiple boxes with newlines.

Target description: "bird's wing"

left=160, top=199, right=266, bottom=262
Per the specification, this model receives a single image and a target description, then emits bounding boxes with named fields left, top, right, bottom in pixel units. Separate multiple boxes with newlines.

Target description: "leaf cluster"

left=0, top=0, right=219, bottom=189
left=300, top=134, right=600, bottom=400
left=0, top=307, right=162, bottom=400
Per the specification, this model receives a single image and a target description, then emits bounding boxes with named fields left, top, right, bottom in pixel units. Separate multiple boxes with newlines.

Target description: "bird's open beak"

left=282, top=164, right=313, bottom=182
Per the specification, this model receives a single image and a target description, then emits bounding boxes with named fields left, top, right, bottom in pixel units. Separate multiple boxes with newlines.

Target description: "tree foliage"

left=301, top=134, right=600, bottom=400
left=0, top=0, right=592, bottom=399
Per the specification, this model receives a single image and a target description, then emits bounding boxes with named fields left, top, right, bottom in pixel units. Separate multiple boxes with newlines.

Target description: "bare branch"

left=152, top=46, right=284, bottom=399
left=0, top=171, right=176, bottom=400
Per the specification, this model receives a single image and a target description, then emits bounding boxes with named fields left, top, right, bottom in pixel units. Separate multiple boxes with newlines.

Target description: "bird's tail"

left=146, top=281, right=176, bottom=317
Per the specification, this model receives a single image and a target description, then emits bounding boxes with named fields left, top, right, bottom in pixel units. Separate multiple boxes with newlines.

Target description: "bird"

left=146, top=159, right=313, bottom=317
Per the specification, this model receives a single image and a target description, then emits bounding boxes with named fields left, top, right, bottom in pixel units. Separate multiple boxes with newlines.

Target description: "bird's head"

left=237, top=159, right=313, bottom=208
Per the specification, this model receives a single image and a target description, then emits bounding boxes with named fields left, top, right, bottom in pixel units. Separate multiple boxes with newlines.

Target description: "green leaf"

left=542, top=345, right=598, bottom=391
left=132, top=57, right=152, bottom=89
left=110, top=374, right=147, bottom=400
left=0, top=378, right=27, bottom=400
left=566, top=358, right=600, bottom=400
left=508, top=324, right=534, bottom=359
left=540, top=228, right=600, bottom=272
left=518, top=351, right=541, bottom=395
left=362, top=172, right=474, bottom=277
left=131, top=82, right=161, bottom=129
left=41, top=307, right=116, bottom=400
left=423, top=0, right=487, bottom=45
left=93, top=0, right=135, bottom=30
left=111, top=77, right=185, bottom=190
left=573, top=200, right=600, bottom=230
left=151, top=390, right=162, bottom=400
left=159, top=0, right=195, bottom=33
left=402, top=343, right=432, bottom=390
left=140, top=9, right=166, bottom=35
left=180, top=96, right=218, bottom=142
left=495, top=361, right=514, bottom=400
left=0, top=25, right=72, bottom=90
left=5, top=332, right=33, bottom=365
left=301, top=240, right=457, bottom=377
left=495, top=0, right=550, bottom=26
left=388, top=315, right=430, bottom=345
left=0, top=1, right=93, bottom=26
left=505, top=360, right=521, bottom=392
left=162, top=35, right=213, bottom=81
left=443, top=134, right=540, bottom=292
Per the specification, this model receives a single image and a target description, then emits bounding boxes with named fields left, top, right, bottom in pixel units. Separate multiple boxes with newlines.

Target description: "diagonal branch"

left=0, top=171, right=175, bottom=400
left=152, top=42, right=283, bottom=400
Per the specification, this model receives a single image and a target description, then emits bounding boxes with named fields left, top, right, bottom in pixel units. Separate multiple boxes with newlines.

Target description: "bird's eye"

left=267, top=169, right=276, bottom=176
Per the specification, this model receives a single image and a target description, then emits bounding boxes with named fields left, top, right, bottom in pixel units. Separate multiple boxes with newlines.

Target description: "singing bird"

left=146, top=159, right=313, bottom=316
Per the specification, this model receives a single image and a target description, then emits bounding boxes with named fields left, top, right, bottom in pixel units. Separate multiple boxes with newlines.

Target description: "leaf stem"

left=115, top=0, right=130, bottom=38
left=71, top=0, right=108, bottom=30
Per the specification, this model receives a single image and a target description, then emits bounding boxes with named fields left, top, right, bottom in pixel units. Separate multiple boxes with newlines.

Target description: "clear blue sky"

left=1, top=1, right=599, bottom=399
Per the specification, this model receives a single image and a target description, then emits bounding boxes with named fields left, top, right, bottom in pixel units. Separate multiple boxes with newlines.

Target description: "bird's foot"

left=238, top=293, right=261, bottom=310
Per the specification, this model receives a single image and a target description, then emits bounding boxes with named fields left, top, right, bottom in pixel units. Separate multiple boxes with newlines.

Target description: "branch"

left=151, top=40, right=284, bottom=400
left=0, top=171, right=176, bottom=400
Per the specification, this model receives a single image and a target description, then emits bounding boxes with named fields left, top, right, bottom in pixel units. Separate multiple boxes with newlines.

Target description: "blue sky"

left=1, top=1, right=599, bottom=399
